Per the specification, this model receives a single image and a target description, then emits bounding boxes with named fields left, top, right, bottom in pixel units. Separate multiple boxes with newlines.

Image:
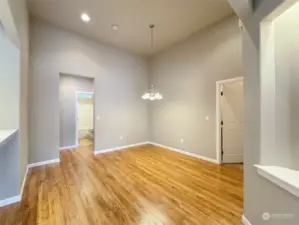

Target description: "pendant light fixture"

left=141, top=24, right=163, bottom=101
left=142, top=84, right=163, bottom=101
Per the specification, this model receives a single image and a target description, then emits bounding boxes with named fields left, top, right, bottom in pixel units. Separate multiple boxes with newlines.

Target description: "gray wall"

left=0, top=132, right=20, bottom=200
left=0, top=0, right=29, bottom=199
left=243, top=0, right=299, bottom=224
left=149, top=15, right=242, bottom=159
left=59, top=74, right=93, bottom=147
left=6, top=0, right=30, bottom=190
left=0, top=23, right=20, bottom=129
left=29, top=18, right=149, bottom=163
left=0, top=16, right=21, bottom=202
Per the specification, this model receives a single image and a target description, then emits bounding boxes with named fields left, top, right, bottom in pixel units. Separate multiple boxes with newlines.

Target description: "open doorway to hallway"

left=76, top=91, right=94, bottom=150
left=216, top=77, right=244, bottom=164
left=59, top=74, right=95, bottom=153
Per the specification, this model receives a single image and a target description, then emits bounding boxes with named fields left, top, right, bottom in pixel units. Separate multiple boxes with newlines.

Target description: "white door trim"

left=216, top=77, right=243, bottom=164
left=76, top=91, right=94, bottom=146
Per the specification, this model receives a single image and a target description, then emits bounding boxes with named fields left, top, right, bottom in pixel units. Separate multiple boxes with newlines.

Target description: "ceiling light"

left=141, top=84, right=163, bottom=101
left=111, top=24, right=119, bottom=31
left=81, top=13, right=90, bottom=22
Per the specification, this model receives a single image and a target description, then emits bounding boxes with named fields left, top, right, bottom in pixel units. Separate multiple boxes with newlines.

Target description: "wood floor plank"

left=0, top=139, right=243, bottom=225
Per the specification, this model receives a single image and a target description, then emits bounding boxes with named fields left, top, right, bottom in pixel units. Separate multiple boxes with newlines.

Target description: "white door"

left=77, top=97, right=94, bottom=140
left=221, top=81, right=244, bottom=163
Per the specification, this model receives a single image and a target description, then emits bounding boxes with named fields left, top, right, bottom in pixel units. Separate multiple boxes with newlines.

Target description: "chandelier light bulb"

left=142, top=92, right=150, bottom=99
left=155, top=92, right=163, bottom=100
left=141, top=84, right=163, bottom=101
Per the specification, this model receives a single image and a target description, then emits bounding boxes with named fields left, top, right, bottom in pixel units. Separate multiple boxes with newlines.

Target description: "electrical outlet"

left=120, top=136, right=123, bottom=140
left=180, top=138, right=184, bottom=143
left=205, top=116, right=210, bottom=121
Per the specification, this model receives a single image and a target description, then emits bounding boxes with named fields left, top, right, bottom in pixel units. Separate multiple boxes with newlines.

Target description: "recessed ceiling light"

left=111, top=24, right=119, bottom=31
left=81, top=13, right=90, bottom=22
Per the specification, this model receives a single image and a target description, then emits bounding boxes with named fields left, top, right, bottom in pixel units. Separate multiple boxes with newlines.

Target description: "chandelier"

left=142, top=84, right=163, bottom=101
left=141, top=24, right=163, bottom=101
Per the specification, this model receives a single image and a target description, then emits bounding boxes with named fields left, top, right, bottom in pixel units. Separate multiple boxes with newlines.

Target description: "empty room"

left=1, top=0, right=299, bottom=225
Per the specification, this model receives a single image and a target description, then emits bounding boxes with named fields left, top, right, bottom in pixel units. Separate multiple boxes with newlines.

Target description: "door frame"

left=75, top=91, right=94, bottom=146
left=216, top=77, right=243, bottom=164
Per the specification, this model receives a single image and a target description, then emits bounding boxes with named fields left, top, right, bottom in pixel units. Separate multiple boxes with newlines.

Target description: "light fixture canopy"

left=149, top=24, right=155, bottom=48
left=141, top=84, right=163, bottom=101
left=111, top=24, right=119, bottom=31
left=81, top=13, right=90, bottom=22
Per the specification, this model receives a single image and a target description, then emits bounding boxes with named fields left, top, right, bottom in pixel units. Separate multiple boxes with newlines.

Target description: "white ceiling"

left=28, top=0, right=234, bottom=56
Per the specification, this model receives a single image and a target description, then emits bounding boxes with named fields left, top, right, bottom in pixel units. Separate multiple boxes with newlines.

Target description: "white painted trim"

left=59, top=145, right=78, bottom=151
left=76, top=91, right=94, bottom=96
left=20, top=166, right=28, bottom=198
left=242, top=215, right=252, bottom=225
left=0, top=195, right=21, bottom=208
left=255, top=165, right=299, bottom=198
left=27, top=158, right=60, bottom=168
left=215, top=77, right=244, bottom=164
left=0, top=166, right=29, bottom=208
left=94, top=142, right=149, bottom=155
left=0, top=129, right=18, bottom=148
left=216, top=76, right=243, bottom=84
left=1, top=158, right=60, bottom=208
left=94, top=141, right=219, bottom=164
left=149, top=142, right=219, bottom=164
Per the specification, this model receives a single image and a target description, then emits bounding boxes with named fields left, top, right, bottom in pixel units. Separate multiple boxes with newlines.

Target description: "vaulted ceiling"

left=28, top=0, right=234, bottom=56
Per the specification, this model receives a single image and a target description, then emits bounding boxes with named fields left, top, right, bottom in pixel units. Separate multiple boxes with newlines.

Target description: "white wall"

left=30, top=18, right=149, bottom=163
left=149, top=15, right=242, bottom=159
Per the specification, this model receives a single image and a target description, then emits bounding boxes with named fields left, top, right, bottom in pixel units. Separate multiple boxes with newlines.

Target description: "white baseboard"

left=148, top=142, right=219, bottom=164
left=0, top=195, right=21, bottom=208
left=0, top=140, right=223, bottom=209
left=242, top=215, right=252, bottom=225
left=0, top=166, right=29, bottom=208
left=1, top=158, right=60, bottom=208
left=94, top=142, right=149, bottom=155
left=20, top=166, right=28, bottom=198
left=28, top=158, right=60, bottom=168
left=94, top=141, right=219, bottom=164
left=59, top=145, right=78, bottom=151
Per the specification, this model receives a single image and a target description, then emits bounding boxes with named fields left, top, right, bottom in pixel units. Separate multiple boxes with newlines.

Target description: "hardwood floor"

left=0, top=140, right=243, bottom=225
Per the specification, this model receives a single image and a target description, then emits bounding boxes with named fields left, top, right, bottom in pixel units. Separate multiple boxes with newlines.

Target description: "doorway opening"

left=216, top=77, right=243, bottom=164
left=76, top=91, right=94, bottom=150
left=59, top=73, right=95, bottom=152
